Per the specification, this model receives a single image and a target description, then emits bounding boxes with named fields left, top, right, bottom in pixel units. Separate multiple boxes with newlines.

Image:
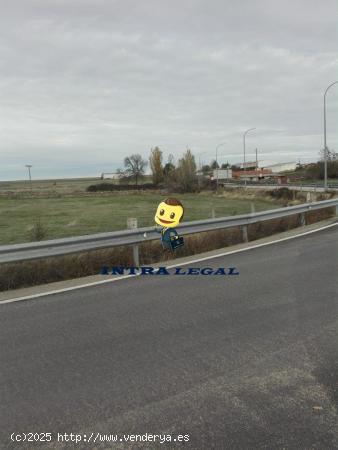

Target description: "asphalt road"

left=1, top=225, right=338, bottom=450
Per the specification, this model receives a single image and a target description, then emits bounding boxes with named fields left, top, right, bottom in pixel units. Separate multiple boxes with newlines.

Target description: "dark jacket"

left=161, top=227, right=178, bottom=247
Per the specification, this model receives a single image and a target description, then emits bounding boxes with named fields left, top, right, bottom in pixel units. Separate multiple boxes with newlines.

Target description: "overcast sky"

left=0, top=0, right=337, bottom=180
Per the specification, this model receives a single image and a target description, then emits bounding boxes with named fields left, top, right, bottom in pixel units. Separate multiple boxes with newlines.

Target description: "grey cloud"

left=0, top=0, right=337, bottom=179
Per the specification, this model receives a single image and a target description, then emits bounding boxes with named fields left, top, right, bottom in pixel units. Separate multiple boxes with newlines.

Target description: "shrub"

left=29, top=219, right=47, bottom=241
left=87, top=183, right=156, bottom=192
left=268, top=187, right=294, bottom=201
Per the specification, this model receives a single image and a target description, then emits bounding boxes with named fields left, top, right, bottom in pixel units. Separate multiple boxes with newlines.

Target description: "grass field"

left=0, top=176, right=153, bottom=195
left=0, top=191, right=281, bottom=245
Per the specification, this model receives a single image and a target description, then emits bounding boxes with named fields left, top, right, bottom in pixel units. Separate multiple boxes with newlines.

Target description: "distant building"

left=232, top=169, right=272, bottom=181
left=101, top=172, right=124, bottom=180
left=261, top=162, right=297, bottom=173
left=232, top=169, right=289, bottom=184
left=303, top=162, right=317, bottom=169
left=236, top=161, right=258, bottom=170
left=212, top=169, right=233, bottom=180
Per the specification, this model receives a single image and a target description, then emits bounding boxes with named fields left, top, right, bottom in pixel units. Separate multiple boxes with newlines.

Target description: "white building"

left=212, top=169, right=233, bottom=180
left=101, top=172, right=124, bottom=180
left=262, top=162, right=297, bottom=173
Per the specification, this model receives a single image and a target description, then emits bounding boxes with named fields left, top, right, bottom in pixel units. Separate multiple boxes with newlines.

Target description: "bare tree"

left=319, top=148, right=337, bottom=161
left=124, top=154, right=147, bottom=186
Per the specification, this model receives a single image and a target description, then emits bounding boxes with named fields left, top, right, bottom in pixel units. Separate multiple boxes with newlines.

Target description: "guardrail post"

left=132, top=245, right=140, bottom=266
left=300, top=212, right=306, bottom=226
left=241, top=225, right=249, bottom=243
left=127, top=218, right=140, bottom=266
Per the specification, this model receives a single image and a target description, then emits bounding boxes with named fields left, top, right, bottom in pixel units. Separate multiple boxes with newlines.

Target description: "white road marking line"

left=0, top=221, right=337, bottom=305
left=166, top=221, right=338, bottom=267
left=0, top=274, right=141, bottom=304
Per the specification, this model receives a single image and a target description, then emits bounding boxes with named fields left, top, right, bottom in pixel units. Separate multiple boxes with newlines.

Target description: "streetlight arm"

left=243, top=128, right=256, bottom=163
left=323, top=81, right=338, bottom=190
left=215, top=142, right=226, bottom=164
left=244, top=127, right=256, bottom=138
left=216, top=142, right=227, bottom=153
left=324, top=81, right=338, bottom=97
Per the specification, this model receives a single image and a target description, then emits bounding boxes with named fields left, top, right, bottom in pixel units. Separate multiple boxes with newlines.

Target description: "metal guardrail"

left=220, top=180, right=338, bottom=190
left=0, top=198, right=337, bottom=264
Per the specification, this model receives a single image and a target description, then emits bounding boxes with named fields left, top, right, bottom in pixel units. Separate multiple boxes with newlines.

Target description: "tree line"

left=119, top=148, right=201, bottom=192
left=117, top=147, right=338, bottom=192
left=302, top=149, right=338, bottom=180
left=118, top=148, right=238, bottom=192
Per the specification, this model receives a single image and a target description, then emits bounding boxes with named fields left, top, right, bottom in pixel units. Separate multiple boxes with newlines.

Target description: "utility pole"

left=197, top=152, right=206, bottom=171
left=25, top=165, right=32, bottom=182
left=255, top=148, right=258, bottom=169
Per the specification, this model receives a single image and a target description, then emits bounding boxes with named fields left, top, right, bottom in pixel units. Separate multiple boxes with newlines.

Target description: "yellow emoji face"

left=154, top=198, right=184, bottom=228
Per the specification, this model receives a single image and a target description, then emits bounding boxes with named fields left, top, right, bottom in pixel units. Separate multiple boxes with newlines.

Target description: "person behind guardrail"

left=154, top=198, right=185, bottom=252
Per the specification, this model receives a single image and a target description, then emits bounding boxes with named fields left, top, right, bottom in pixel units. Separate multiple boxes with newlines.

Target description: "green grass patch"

left=0, top=192, right=281, bottom=245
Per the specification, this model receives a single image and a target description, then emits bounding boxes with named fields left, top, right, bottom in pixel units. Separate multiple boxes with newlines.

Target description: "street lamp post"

left=323, top=81, right=338, bottom=190
left=215, top=142, right=226, bottom=191
left=197, top=152, right=206, bottom=170
left=243, top=128, right=256, bottom=186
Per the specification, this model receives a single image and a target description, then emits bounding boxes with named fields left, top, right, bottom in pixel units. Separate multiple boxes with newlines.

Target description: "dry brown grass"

left=306, top=206, right=335, bottom=225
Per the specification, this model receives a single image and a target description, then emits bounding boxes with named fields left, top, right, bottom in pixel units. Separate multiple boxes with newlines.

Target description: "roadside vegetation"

left=286, top=149, right=338, bottom=182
